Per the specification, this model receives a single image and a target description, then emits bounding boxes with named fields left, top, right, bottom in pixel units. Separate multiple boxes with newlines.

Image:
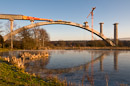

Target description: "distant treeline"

left=49, top=40, right=125, bottom=47
left=2, top=40, right=130, bottom=49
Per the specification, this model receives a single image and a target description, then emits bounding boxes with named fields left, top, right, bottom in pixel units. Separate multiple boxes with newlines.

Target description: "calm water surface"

left=1, top=50, right=130, bottom=86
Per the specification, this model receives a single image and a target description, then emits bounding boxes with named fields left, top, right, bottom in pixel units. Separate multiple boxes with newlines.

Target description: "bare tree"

left=32, top=26, right=50, bottom=48
left=0, top=22, right=3, bottom=34
left=18, top=29, right=34, bottom=49
left=4, top=21, right=17, bottom=34
left=39, top=29, right=50, bottom=47
left=31, top=27, right=40, bottom=48
left=4, top=21, right=18, bottom=41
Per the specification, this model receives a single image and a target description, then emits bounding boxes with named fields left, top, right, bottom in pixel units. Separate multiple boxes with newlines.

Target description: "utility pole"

left=87, top=7, right=96, bottom=40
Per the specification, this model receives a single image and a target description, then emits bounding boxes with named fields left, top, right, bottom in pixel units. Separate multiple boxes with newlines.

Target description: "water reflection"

left=114, top=51, right=118, bottom=71
left=0, top=50, right=130, bottom=86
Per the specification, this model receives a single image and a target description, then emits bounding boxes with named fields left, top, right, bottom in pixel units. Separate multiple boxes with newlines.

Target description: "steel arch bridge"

left=3, top=21, right=115, bottom=46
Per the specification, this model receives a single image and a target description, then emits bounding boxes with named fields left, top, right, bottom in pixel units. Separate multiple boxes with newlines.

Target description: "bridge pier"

left=10, top=19, right=14, bottom=50
left=30, top=20, right=34, bottom=24
left=114, top=23, right=119, bottom=46
left=84, top=21, right=89, bottom=27
left=99, top=22, right=104, bottom=35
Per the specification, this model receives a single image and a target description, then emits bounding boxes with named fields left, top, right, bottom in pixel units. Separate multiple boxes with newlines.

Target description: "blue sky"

left=0, top=0, right=130, bottom=41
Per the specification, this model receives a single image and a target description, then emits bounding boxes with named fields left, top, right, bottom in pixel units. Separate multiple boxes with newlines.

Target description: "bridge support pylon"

left=114, top=23, right=119, bottom=46
left=30, top=20, right=34, bottom=24
left=10, top=19, right=14, bottom=50
left=99, top=22, right=104, bottom=35
left=84, top=21, right=89, bottom=27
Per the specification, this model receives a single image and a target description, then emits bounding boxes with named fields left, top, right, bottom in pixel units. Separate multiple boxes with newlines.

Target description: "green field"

left=0, top=58, right=65, bottom=86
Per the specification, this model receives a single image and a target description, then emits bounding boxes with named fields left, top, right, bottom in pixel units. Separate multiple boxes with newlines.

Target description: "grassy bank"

left=0, top=48, right=10, bottom=52
left=0, top=48, right=22, bottom=52
left=0, top=58, right=65, bottom=86
left=1, top=47, right=130, bottom=52
left=49, top=47, right=130, bottom=50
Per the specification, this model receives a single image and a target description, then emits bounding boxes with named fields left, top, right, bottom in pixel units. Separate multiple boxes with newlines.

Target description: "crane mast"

left=87, top=7, right=96, bottom=40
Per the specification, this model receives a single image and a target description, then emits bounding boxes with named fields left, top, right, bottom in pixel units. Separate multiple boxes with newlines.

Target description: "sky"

left=0, top=0, right=130, bottom=41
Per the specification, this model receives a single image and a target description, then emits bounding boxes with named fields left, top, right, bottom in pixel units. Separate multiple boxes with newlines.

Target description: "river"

left=0, top=50, right=130, bottom=86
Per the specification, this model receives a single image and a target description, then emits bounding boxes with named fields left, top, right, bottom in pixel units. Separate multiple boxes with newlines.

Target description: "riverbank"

left=0, top=48, right=10, bottom=52
left=49, top=47, right=130, bottom=50
left=0, top=57, right=65, bottom=86
left=1, top=47, right=130, bottom=52
left=0, top=48, right=22, bottom=52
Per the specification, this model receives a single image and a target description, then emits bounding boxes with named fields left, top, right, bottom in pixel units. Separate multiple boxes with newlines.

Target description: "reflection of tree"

left=3, top=51, right=50, bottom=71
left=58, top=50, right=66, bottom=54
left=25, top=57, right=50, bottom=74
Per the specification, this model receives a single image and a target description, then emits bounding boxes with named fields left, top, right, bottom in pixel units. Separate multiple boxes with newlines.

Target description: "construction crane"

left=87, top=7, right=96, bottom=40
left=87, top=7, right=96, bottom=85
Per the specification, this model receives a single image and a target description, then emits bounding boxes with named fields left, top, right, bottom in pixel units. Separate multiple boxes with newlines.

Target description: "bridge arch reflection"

left=24, top=51, right=119, bottom=74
